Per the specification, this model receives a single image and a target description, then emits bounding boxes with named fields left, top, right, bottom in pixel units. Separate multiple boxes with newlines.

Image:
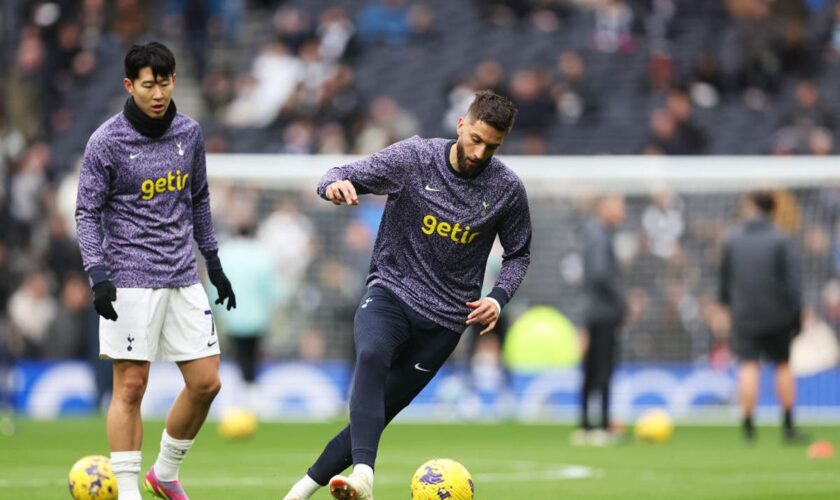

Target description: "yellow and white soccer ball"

left=634, top=408, right=674, bottom=443
left=218, top=407, right=258, bottom=440
left=410, top=458, right=474, bottom=500
left=68, top=455, right=117, bottom=499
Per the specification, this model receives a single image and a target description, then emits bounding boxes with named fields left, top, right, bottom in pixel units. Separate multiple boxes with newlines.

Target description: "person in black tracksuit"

left=719, top=191, right=807, bottom=443
left=578, top=195, right=626, bottom=441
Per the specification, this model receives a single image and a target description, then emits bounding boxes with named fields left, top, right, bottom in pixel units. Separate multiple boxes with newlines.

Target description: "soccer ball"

left=634, top=408, right=674, bottom=443
left=68, top=455, right=117, bottom=499
left=218, top=407, right=258, bottom=440
left=410, top=458, right=474, bottom=500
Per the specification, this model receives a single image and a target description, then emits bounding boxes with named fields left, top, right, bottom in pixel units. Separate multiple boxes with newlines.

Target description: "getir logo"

left=421, top=214, right=480, bottom=244
left=140, top=170, right=189, bottom=201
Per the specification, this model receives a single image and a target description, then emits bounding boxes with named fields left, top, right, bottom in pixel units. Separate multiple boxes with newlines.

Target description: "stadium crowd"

left=2, top=0, right=840, bottom=372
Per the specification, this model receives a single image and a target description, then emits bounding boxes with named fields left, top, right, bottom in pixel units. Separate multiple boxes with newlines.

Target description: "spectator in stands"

left=643, top=49, right=677, bottom=96
left=780, top=80, right=835, bottom=132
left=719, top=191, right=808, bottom=443
left=279, top=119, right=317, bottom=154
left=357, top=0, right=411, bottom=45
left=685, top=51, right=727, bottom=109
left=6, top=28, right=46, bottom=143
left=317, top=65, right=363, bottom=133
left=552, top=50, right=599, bottom=125
left=507, top=68, right=555, bottom=136
left=224, top=42, right=303, bottom=128
left=821, top=1, right=840, bottom=61
left=443, top=74, right=480, bottom=134
left=163, top=0, right=225, bottom=82
left=644, top=107, right=689, bottom=155
left=353, top=96, right=420, bottom=153
left=43, top=272, right=91, bottom=359
left=8, top=271, right=58, bottom=359
left=273, top=7, right=314, bottom=53
left=474, top=59, right=507, bottom=98
left=477, top=0, right=532, bottom=26
left=317, top=7, right=357, bottom=63
left=317, top=122, right=351, bottom=154
left=777, top=18, right=819, bottom=79
left=729, top=0, right=784, bottom=108
left=8, top=142, right=50, bottom=249
left=807, top=126, right=834, bottom=155
left=591, top=0, right=636, bottom=53
left=666, top=88, right=708, bottom=154
left=44, top=211, right=84, bottom=282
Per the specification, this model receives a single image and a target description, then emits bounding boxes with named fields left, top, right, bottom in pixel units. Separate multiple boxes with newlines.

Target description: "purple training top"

left=318, top=135, right=532, bottom=333
left=76, top=112, right=217, bottom=288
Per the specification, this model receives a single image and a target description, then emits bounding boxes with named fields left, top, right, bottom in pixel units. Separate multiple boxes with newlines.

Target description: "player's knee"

left=356, top=345, right=388, bottom=368
left=115, top=378, right=147, bottom=407
left=189, top=375, right=221, bottom=402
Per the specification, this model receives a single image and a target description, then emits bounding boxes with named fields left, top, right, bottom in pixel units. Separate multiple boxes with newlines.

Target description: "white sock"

left=110, top=450, right=142, bottom=500
left=353, top=464, right=374, bottom=486
left=289, top=474, right=320, bottom=498
left=153, top=429, right=194, bottom=481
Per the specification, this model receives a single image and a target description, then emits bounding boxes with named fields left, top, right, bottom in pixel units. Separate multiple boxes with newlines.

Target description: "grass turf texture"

left=1, top=418, right=838, bottom=499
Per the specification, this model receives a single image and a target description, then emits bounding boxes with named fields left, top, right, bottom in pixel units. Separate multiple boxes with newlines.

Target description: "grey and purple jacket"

left=318, top=135, right=532, bottom=333
left=76, top=112, right=217, bottom=288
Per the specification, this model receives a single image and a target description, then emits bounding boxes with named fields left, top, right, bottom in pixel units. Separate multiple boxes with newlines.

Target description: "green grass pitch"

left=1, top=417, right=838, bottom=499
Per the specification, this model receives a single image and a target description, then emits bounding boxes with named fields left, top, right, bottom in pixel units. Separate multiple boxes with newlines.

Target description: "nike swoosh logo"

left=414, top=363, right=432, bottom=372
left=424, top=185, right=441, bottom=192
left=207, top=340, right=217, bottom=347
left=130, top=152, right=142, bottom=159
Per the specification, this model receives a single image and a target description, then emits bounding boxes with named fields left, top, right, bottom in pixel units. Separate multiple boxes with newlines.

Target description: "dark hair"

left=748, top=190, right=775, bottom=214
left=466, top=90, right=517, bottom=133
left=124, top=42, right=176, bottom=81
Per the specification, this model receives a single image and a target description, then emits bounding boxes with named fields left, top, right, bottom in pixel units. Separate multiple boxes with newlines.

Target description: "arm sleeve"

left=490, top=181, right=532, bottom=306
left=75, top=138, right=110, bottom=278
left=190, top=127, right=219, bottom=258
left=316, top=137, right=420, bottom=199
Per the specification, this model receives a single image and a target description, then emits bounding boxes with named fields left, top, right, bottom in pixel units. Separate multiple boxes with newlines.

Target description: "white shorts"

left=99, top=284, right=220, bottom=362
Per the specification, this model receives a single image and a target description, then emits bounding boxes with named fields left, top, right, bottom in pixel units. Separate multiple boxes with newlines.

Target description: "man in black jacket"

left=574, top=194, right=626, bottom=446
left=719, top=191, right=807, bottom=443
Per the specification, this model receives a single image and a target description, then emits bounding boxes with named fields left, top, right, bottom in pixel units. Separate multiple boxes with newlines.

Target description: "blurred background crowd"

left=2, top=0, right=840, bottom=381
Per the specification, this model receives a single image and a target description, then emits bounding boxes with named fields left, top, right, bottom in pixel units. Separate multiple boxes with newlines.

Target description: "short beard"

left=456, top=141, right=489, bottom=173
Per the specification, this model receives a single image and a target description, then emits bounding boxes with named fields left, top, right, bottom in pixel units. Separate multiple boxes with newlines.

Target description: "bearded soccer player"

left=76, top=42, right=236, bottom=500
left=283, top=90, right=532, bottom=500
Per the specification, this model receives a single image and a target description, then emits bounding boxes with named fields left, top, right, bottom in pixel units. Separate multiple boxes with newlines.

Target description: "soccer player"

left=76, top=42, right=236, bottom=500
left=283, top=90, right=531, bottom=500
left=573, top=194, right=626, bottom=446
left=719, top=191, right=806, bottom=444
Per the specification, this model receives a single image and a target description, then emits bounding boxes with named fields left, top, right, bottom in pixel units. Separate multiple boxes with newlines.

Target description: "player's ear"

left=456, top=116, right=464, bottom=135
left=123, top=78, right=133, bottom=95
left=171, top=73, right=177, bottom=87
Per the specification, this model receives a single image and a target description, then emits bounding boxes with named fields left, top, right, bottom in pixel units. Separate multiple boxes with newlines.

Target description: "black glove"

left=208, top=263, right=236, bottom=310
left=92, top=281, right=118, bottom=321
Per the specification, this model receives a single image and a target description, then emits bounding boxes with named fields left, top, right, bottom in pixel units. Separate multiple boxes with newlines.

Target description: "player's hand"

left=208, top=267, right=237, bottom=310
left=466, top=298, right=500, bottom=335
left=326, top=180, right=359, bottom=205
left=92, top=280, right=118, bottom=321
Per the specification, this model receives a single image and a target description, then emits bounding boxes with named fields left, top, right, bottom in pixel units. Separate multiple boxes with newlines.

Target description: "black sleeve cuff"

left=88, top=265, right=110, bottom=286
left=487, top=287, right=510, bottom=310
left=202, top=249, right=222, bottom=271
